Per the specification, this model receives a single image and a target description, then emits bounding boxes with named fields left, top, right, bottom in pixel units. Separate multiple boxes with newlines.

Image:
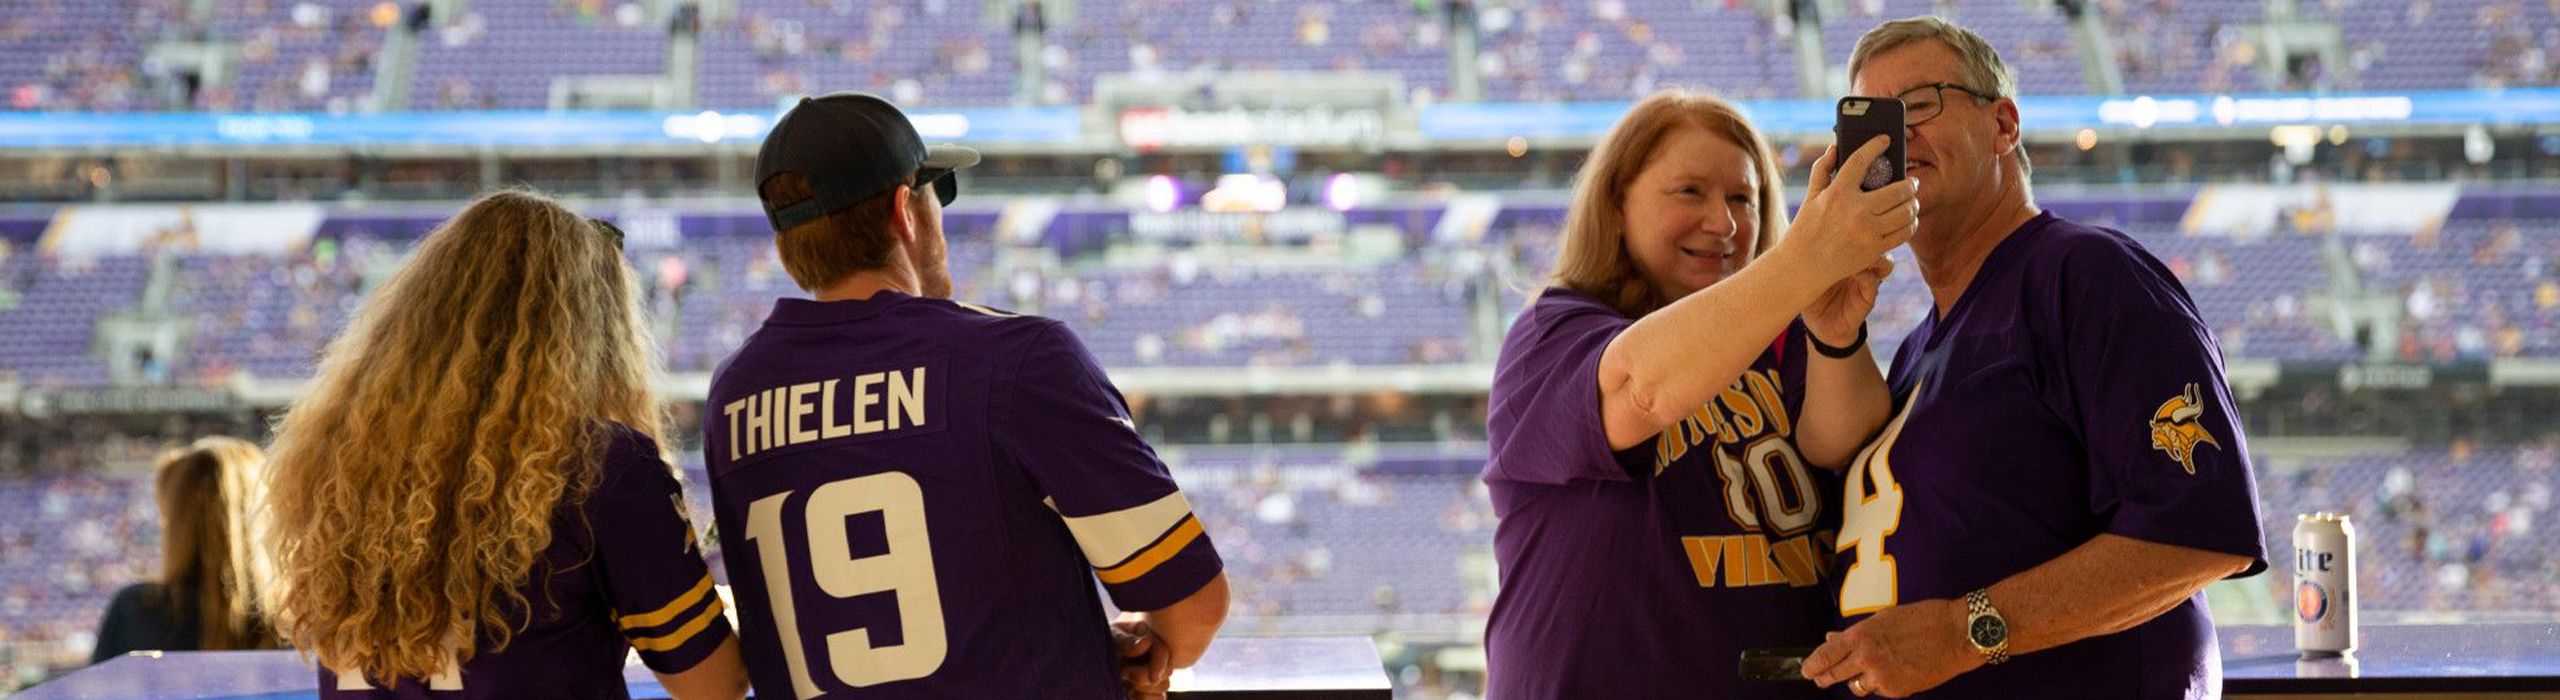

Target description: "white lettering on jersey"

left=724, top=366, right=930, bottom=460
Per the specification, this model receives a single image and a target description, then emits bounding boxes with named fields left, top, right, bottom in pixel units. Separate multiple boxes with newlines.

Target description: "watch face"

left=1970, top=616, right=2007, bottom=647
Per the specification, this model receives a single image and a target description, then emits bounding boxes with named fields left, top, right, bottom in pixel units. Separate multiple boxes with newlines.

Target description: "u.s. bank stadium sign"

left=1119, top=106, right=1388, bottom=150
left=18, top=387, right=236, bottom=417
left=2094, top=95, right=2417, bottom=129
left=2269, top=362, right=2491, bottom=391
left=2339, top=363, right=2435, bottom=391
left=1129, top=209, right=1347, bottom=241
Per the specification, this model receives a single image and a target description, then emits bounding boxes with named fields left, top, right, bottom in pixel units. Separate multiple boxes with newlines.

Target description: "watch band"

left=1965, top=589, right=2011, bottom=665
left=1810, top=322, right=1868, bottom=359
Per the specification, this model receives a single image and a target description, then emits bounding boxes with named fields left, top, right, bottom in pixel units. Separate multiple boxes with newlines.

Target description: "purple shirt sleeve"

left=1486, top=291, right=1646, bottom=485
left=593, top=428, right=737, bottom=673
left=2047, top=236, right=2269, bottom=576
left=993, top=320, right=1223, bottom=612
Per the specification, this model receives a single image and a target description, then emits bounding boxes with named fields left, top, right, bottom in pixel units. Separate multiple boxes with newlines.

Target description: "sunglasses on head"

left=589, top=217, right=625, bottom=250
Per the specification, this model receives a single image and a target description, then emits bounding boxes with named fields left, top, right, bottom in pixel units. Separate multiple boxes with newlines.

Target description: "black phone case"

left=1737, top=646, right=1818, bottom=682
left=1832, top=97, right=1908, bottom=192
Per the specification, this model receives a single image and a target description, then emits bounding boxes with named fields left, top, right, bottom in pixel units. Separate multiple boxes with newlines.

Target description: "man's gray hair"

left=1849, top=16, right=2030, bottom=174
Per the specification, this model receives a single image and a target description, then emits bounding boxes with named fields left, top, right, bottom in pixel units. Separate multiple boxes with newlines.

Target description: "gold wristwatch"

left=1964, top=588, right=2011, bottom=665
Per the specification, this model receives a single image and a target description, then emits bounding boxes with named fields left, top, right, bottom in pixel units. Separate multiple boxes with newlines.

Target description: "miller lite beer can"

left=2293, top=512, right=2356, bottom=657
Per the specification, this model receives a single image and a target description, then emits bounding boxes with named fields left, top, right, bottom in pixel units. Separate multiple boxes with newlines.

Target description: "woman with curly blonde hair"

left=262, top=189, right=746, bottom=699
left=93, top=436, right=280, bottom=660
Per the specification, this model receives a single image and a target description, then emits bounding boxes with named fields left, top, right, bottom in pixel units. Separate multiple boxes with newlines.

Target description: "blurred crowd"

left=10, top=0, right=2560, bottom=113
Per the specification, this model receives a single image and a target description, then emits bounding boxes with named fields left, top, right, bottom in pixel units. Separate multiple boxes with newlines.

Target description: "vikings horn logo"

left=2148, top=383, right=2222, bottom=475
left=673, top=492, right=702, bottom=554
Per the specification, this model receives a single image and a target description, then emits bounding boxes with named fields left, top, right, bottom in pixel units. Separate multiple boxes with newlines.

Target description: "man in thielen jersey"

left=707, top=92, right=1229, bottom=700
left=1801, top=18, right=2270, bottom=699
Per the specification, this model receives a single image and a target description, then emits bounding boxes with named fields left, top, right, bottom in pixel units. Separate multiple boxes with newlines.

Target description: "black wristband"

left=1810, top=322, right=1868, bottom=359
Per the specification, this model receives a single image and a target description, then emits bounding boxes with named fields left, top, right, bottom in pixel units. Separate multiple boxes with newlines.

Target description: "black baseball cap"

left=755, top=92, right=981, bottom=231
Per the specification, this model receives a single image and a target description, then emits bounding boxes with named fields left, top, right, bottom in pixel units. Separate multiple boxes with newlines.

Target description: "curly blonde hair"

left=262, top=189, right=664, bottom=682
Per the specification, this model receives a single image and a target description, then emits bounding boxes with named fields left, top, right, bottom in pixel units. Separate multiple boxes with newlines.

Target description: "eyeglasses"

left=1894, top=82, right=1999, bottom=127
left=589, top=217, right=625, bottom=250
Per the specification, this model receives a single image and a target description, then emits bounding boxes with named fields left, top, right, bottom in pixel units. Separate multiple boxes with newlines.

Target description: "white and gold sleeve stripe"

left=1095, top=516, right=1204, bottom=584
left=952, top=300, right=1020, bottom=317
left=1053, top=491, right=1202, bottom=580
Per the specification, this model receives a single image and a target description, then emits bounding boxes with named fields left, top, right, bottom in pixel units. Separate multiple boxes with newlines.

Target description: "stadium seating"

left=410, top=0, right=669, bottom=110
left=699, top=0, right=1014, bottom=109
left=1123, top=456, right=1490, bottom=635
left=0, top=450, right=1499, bottom=677
left=6, top=0, right=2555, bottom=113
left=0, top=0, right=148, bottom=112
left=2320, top=0, right=2555, bottom=90
left=1820, top=0, right=2089, bottom=96
left=2360, top=220, right=2560, bottom=359
left=213, top=0, right=386, bottom=112
left=6, top=440, right=2554, bottom=681
left=0, top=256, right=146, bottom=387
left=0, top=472, right=157, bottom=675
left=171, top=249, right=367, bottom=383
left=1041, top=261, right=1477, bottom=368
left=7, top=200, right=2556, bottom=384
left=2253, top=445, right=2560, bottom=616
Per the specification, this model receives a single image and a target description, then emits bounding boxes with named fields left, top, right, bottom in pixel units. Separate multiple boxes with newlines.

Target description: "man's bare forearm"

left=1986, top=533, right=2254, bottom=656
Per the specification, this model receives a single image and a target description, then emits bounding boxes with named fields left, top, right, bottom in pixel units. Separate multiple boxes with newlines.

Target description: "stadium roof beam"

left=667, top=3, right=702, bottom=110
left=1012, top=0, right=1044, bottom=106
left=2053, top=0, right=2128, bottom=95
left=1446, top=0, right=1483, bottom=103
left=366, top=2, right=429, bottom=113
left=1777, top=0, right=1832, bottom=98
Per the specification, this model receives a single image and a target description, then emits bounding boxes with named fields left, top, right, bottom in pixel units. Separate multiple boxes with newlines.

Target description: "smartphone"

left=1832, top=96, right=1907, bottom=192
left=1738, top=646, right=1818, bottom=682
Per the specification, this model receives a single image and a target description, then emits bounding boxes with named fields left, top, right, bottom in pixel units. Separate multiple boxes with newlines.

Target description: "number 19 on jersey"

left=745, top=471, right=951, bottom=699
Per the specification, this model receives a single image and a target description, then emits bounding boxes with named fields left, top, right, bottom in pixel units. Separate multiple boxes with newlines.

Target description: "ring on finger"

left=1850, top=678, right=1871, bottom=695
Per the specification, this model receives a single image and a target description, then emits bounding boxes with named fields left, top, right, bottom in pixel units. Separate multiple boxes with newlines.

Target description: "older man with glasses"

left=1797, top=16, right=2271, bottom=699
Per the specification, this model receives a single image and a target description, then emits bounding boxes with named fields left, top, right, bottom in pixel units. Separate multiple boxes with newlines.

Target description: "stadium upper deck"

left=3, top=0, right=2551, bottom=113
left=1, top=187, right=2554, bottom=389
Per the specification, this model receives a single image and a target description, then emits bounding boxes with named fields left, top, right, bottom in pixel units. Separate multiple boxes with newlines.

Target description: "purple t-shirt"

left=1831, top=212, right=2268, bottom=698
left=320, top=425, right=735, bottom=699
left=1484, top=287, right=1839, bottom=700
left=705, top=291, right=1223, bottom=700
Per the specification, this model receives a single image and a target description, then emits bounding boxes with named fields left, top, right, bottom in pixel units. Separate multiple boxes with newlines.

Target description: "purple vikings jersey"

left=320, top=426, right=735, bottom=699
left=1484, top=287, right=1840, bottom=700
left=1832, top=213, right=2268, bottom=698
left=705, top=292, right=1223, bottom=700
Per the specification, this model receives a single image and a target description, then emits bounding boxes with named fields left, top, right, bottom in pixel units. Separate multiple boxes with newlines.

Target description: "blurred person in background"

left=91, top=436, right=278, bottom=661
